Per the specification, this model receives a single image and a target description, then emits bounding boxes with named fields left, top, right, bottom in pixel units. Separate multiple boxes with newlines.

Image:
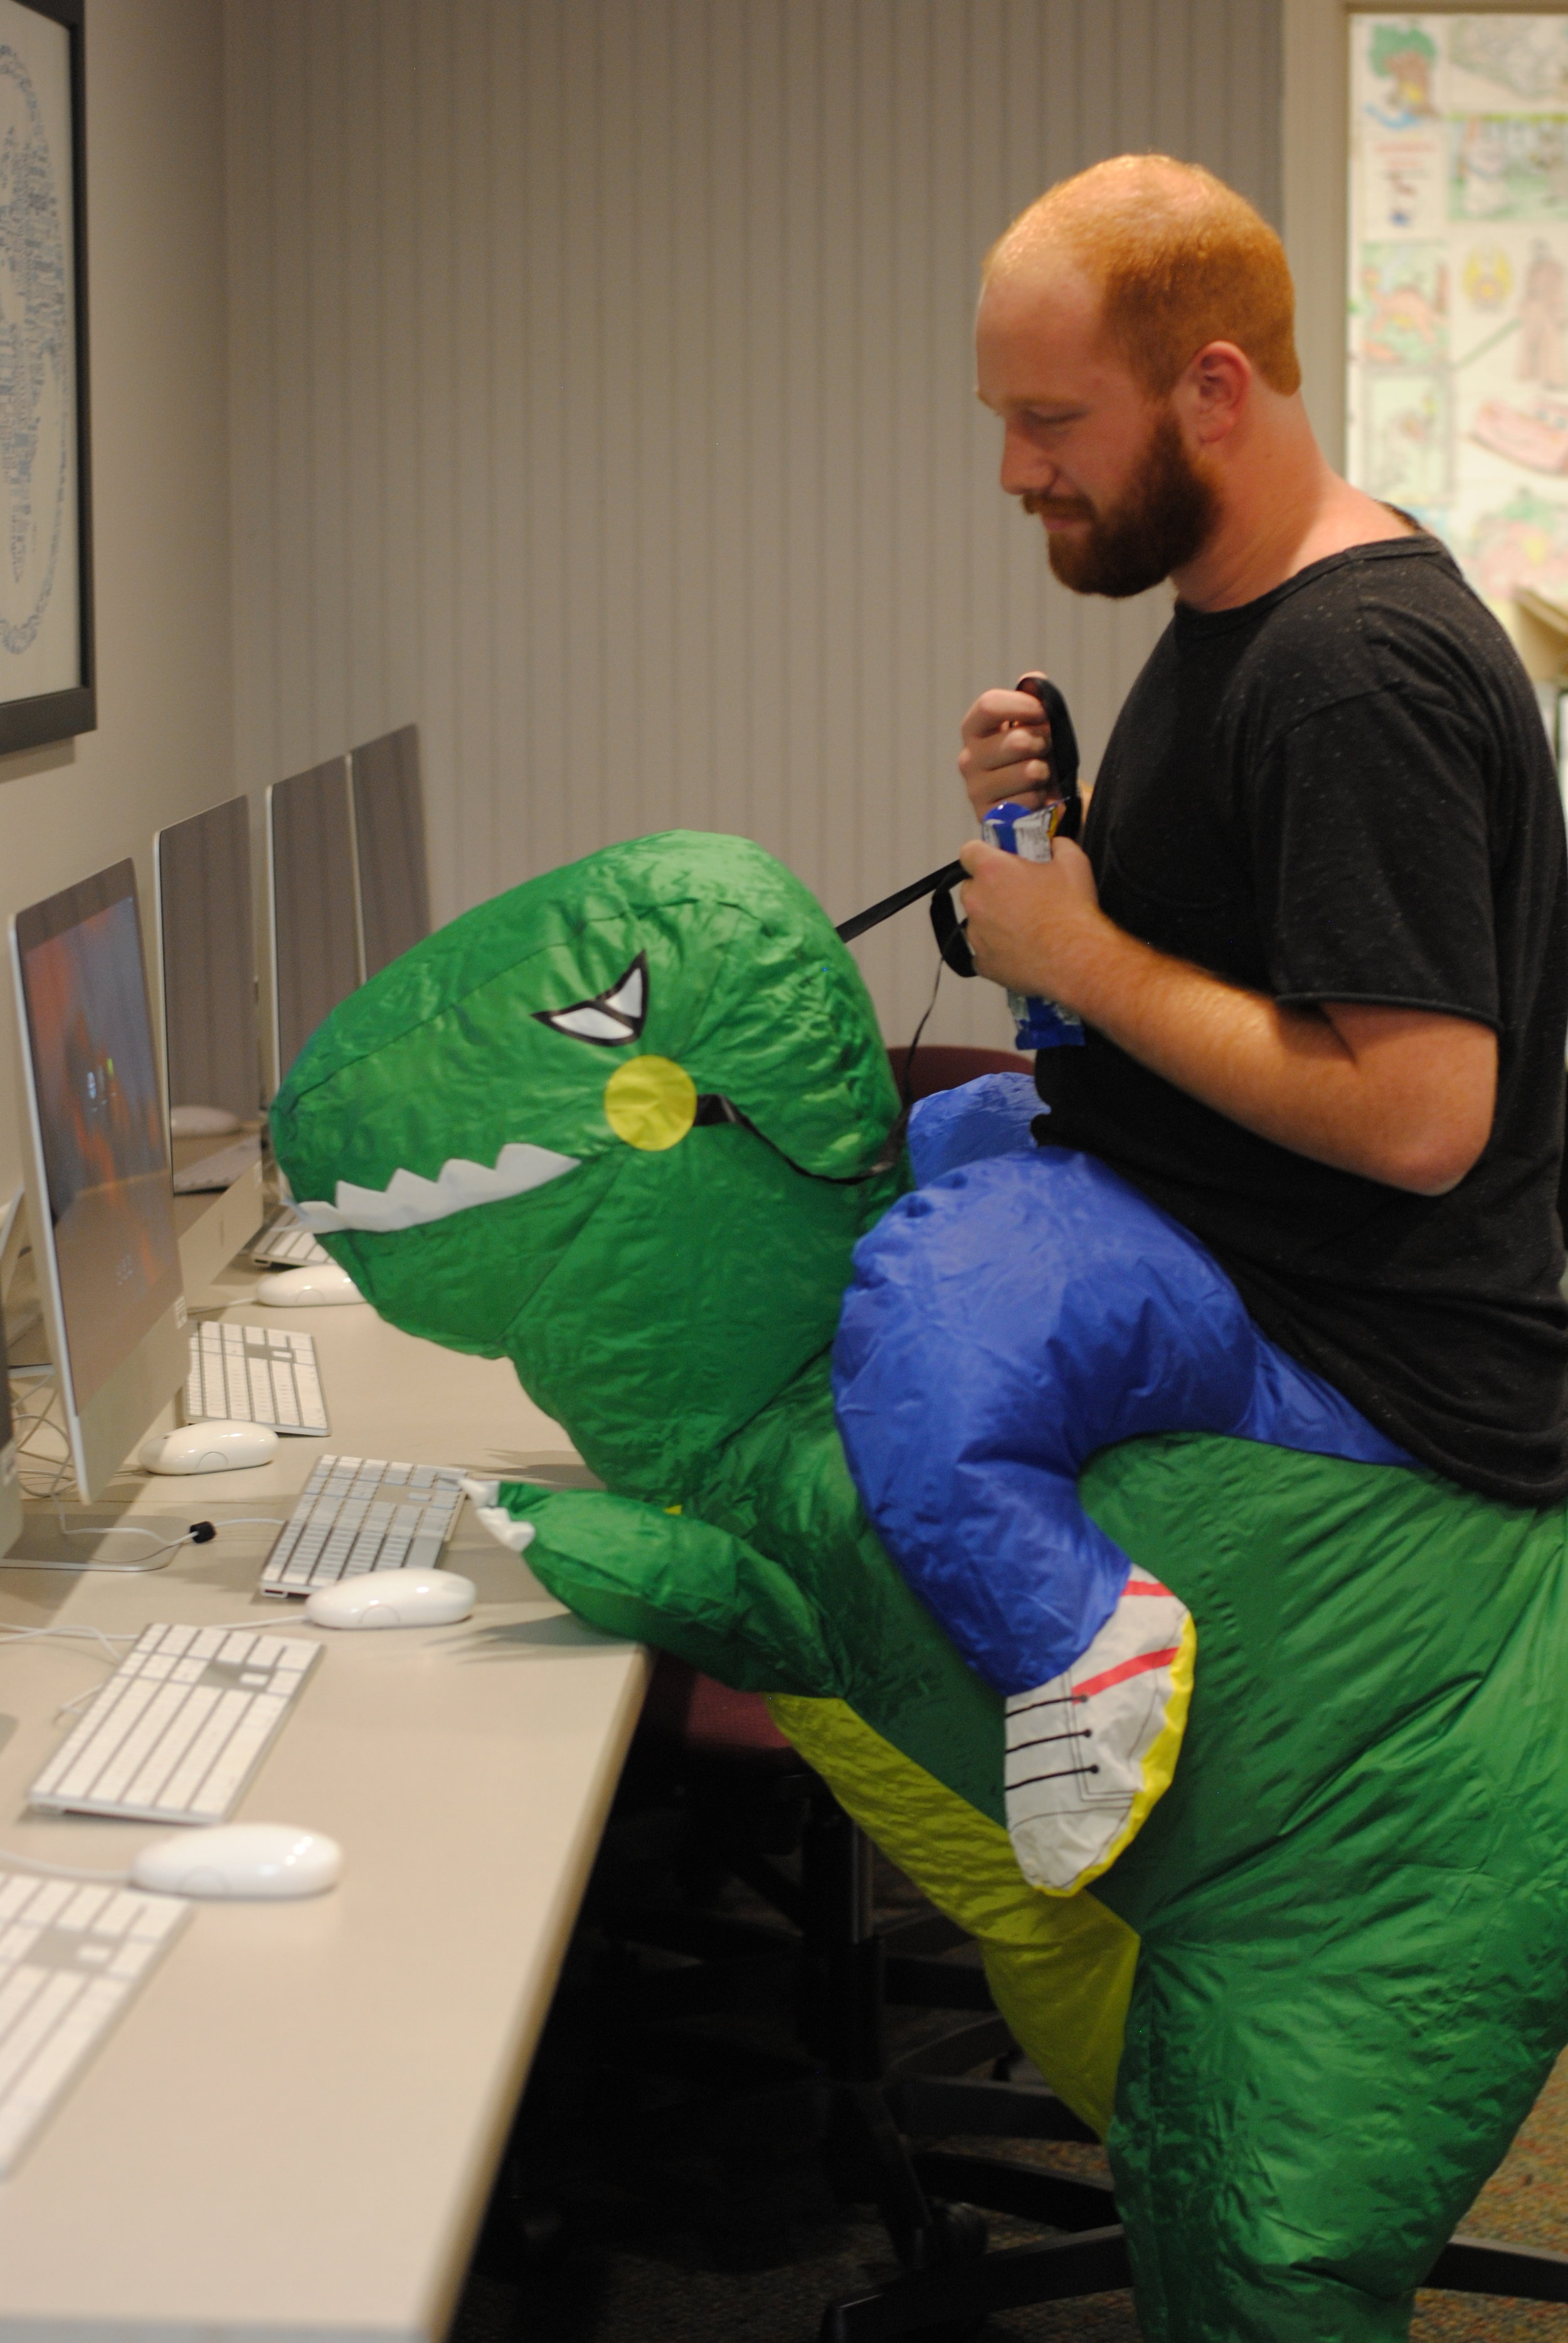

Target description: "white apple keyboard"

left=28, top=1623, right=322, bottom=1824
left=171, top=1134, right=263, bottom=1194
left=261, top=1455, right=467, bottom=1596
left=250, top=1208, right=330, bottom=1270
left=184, top=1321, right=327, bottom=1435
left=0, top=1867, right=189, bottom=2172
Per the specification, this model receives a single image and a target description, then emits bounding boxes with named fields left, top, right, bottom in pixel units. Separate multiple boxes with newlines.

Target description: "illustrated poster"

left=1349, top=14, right=1568, bottom=624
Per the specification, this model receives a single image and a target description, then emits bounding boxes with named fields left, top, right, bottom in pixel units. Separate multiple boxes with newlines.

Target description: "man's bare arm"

left=958, top=835, right=1497, bottom=1196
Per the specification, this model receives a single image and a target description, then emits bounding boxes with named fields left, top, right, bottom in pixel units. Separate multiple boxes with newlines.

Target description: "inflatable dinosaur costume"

left=271, top=832, right=1568, bottom=2342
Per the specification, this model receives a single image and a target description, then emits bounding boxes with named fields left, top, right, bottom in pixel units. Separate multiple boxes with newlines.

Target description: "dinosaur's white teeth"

left=295, top=1141, right=580, bottom=1235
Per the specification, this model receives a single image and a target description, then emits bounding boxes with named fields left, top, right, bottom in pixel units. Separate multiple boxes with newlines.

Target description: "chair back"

left=886, top=1043, right=1031, bottom=1103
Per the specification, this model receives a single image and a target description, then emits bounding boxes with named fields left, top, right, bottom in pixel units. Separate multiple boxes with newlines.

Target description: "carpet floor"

left=448, top=1837, right=1568, bottom=2343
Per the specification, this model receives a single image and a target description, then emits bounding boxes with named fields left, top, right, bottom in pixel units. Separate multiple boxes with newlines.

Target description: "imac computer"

left=155, top=794, right=260, bottom=1132
left=0, top=1211, right=21, bottom=1558
left=351, top=725, right=430, bottom=979
left=154, top=795, right=268, bottom=1288
left=267, top=755, right=361, bottom=1085
left=9, top=862, right=189, bottom=1501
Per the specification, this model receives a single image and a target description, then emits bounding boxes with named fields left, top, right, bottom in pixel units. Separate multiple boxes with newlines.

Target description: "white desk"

left=0, top=1263, right=647, bottom=2342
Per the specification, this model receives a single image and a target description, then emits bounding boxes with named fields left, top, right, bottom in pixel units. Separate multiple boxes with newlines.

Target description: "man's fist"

left=958, top=681, right=1056, bottom=821
left=958, top=832, right=1103, bottom=1003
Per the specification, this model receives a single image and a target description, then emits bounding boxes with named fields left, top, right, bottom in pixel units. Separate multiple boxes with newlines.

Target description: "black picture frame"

left=0, top=0, right=92, bottom=756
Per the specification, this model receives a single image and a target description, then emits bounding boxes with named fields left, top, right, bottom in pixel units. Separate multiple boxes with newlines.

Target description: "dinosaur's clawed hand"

left=464, top=1479, right=538, bottom=1554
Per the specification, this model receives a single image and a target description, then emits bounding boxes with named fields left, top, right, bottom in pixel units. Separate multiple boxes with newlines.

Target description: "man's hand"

left=958, top=685, right=1057, bottom=821
left=958, top=833, right=1104, bottom=999
left=957, top=838, right=1498, bottom=1196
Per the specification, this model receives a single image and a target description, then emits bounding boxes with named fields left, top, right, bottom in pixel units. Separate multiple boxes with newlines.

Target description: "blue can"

left=980, top=801, right=1085, bottom=1052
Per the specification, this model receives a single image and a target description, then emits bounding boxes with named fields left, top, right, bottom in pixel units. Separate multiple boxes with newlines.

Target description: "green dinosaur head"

left=270, top=831, right=904, bottom=1497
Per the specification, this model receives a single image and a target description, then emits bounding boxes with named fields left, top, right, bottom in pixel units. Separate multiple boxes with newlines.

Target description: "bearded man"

left=958, top=155, right=1568, bottom=1509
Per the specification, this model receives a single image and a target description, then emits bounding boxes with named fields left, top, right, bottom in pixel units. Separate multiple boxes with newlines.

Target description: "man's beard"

left=1025, top=408, right=1219, bottom=599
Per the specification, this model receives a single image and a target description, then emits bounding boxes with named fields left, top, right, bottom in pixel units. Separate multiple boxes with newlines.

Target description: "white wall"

left=226, top=0, right=1281, bottom=1044
left=1281, top=0, right=1347, bottom=471
left=0, top=0, right=232, bottom=1204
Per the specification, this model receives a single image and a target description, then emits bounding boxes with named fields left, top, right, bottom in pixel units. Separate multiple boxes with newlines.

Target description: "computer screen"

left=9, top=861, right=188, bottom=1499
left=351, top=725, right=430, bottom=979
left=154, top=794, right=259, bottom=1127
left=267, top=756, right=361, bottom=1083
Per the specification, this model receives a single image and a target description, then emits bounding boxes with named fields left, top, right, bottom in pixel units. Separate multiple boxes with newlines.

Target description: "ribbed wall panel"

left=226, top=0, right=1282, bottom=1043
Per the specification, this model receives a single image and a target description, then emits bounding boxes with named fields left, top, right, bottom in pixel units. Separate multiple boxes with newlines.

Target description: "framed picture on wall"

left=0, top=0, right=92, bottom=755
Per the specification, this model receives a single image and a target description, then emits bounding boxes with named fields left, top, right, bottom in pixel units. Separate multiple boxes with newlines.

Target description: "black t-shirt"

left=1035, top=534, right=1568, bottom=1507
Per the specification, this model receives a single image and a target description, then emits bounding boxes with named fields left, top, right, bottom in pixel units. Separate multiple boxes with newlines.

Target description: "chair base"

left=1428, top=2234, right=1568, bottom=2302
left=588, top=1704, right=1568, bottom=2335
left=821, top=2227, right=1130, bottom=2342
left=818, top=2213, right=1568, bottom=2340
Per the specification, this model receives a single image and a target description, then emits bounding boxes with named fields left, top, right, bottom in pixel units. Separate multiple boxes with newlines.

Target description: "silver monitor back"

left=267, top=756, right=360, bottom=1086
left=351, top=725, right=430, bottom=979
left=154, top=795, right=260, bottom=1127
left=0, top=1206, right=20, bottom=1558
left=8, top=863, right=189, bottom=1502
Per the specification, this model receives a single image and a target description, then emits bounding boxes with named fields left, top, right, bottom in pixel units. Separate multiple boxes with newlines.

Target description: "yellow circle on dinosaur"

left=603, top=1055, right=697, bottom=1151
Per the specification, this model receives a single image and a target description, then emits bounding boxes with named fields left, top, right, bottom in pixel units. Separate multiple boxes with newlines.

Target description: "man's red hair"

left=987, top=155, right=1301, bottom=399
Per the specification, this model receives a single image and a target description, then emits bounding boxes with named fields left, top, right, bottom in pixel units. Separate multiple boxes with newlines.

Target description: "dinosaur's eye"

left=534, top=952, right=648, bottom=1046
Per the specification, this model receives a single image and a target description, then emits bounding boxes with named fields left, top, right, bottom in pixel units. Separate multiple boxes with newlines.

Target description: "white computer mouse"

left=130, top=1822, right=341, bottom=1901
left=256, top=1263, right=362, bottom=1307
left=304, top=1568, right=477, bottom=1630
left=140, top=1421, right=280, bottom=1474
left=169, top=1103, right=241, bottom=1140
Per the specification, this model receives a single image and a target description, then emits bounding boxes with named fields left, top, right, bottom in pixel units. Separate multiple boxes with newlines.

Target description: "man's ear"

left=1179, top=340, right=1252, bottom=446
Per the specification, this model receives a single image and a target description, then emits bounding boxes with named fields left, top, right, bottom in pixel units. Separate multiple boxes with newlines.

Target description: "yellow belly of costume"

left=768, top=1692, right=1139, bottom=2138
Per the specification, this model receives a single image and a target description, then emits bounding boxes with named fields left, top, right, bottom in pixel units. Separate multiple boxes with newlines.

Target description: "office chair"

left=591, top=1649, right=1117, bottom=2309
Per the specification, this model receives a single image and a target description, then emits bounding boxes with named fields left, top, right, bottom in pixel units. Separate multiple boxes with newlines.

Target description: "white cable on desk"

left=0, top=1524, right=203, bottom=1575
left=183, top=1519, right=288, bottom=1531
left=0, top=1622, right=138, bottom=1664
left=0, top=1847, right=131, bottom=1884
left=0, top=1514, right=289, bottom=1574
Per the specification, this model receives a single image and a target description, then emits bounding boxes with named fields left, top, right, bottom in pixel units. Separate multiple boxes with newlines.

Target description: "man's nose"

left=999, top=421, right=1057, bottom=498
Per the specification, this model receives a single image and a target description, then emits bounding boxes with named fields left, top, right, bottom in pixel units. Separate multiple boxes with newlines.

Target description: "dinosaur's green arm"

left=675, top=1360, right=1008, bottom=1825
left=494, top=1391, right=1009, bottom=1831
left=494, top=1483, right=841, bottom=1699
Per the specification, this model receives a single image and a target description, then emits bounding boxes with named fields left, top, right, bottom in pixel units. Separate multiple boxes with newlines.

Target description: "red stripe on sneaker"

left=1073, top=1646, right=1182, bottom=1703
left=1124, top=1579, right=1174, bottom=1597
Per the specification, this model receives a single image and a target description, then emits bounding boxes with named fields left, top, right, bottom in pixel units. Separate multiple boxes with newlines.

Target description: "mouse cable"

left=0, top=1620, right=140, bottom=1664
left=0, top=1512, right=287, bottom=1575
left=0, top=1619, right=160, bottom=1729
left=0, top=1846, right=134, bottom=1886
left=0, top=1575, right=314, bottom=1740
left=0, top=1521, right=211, bottom=1574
